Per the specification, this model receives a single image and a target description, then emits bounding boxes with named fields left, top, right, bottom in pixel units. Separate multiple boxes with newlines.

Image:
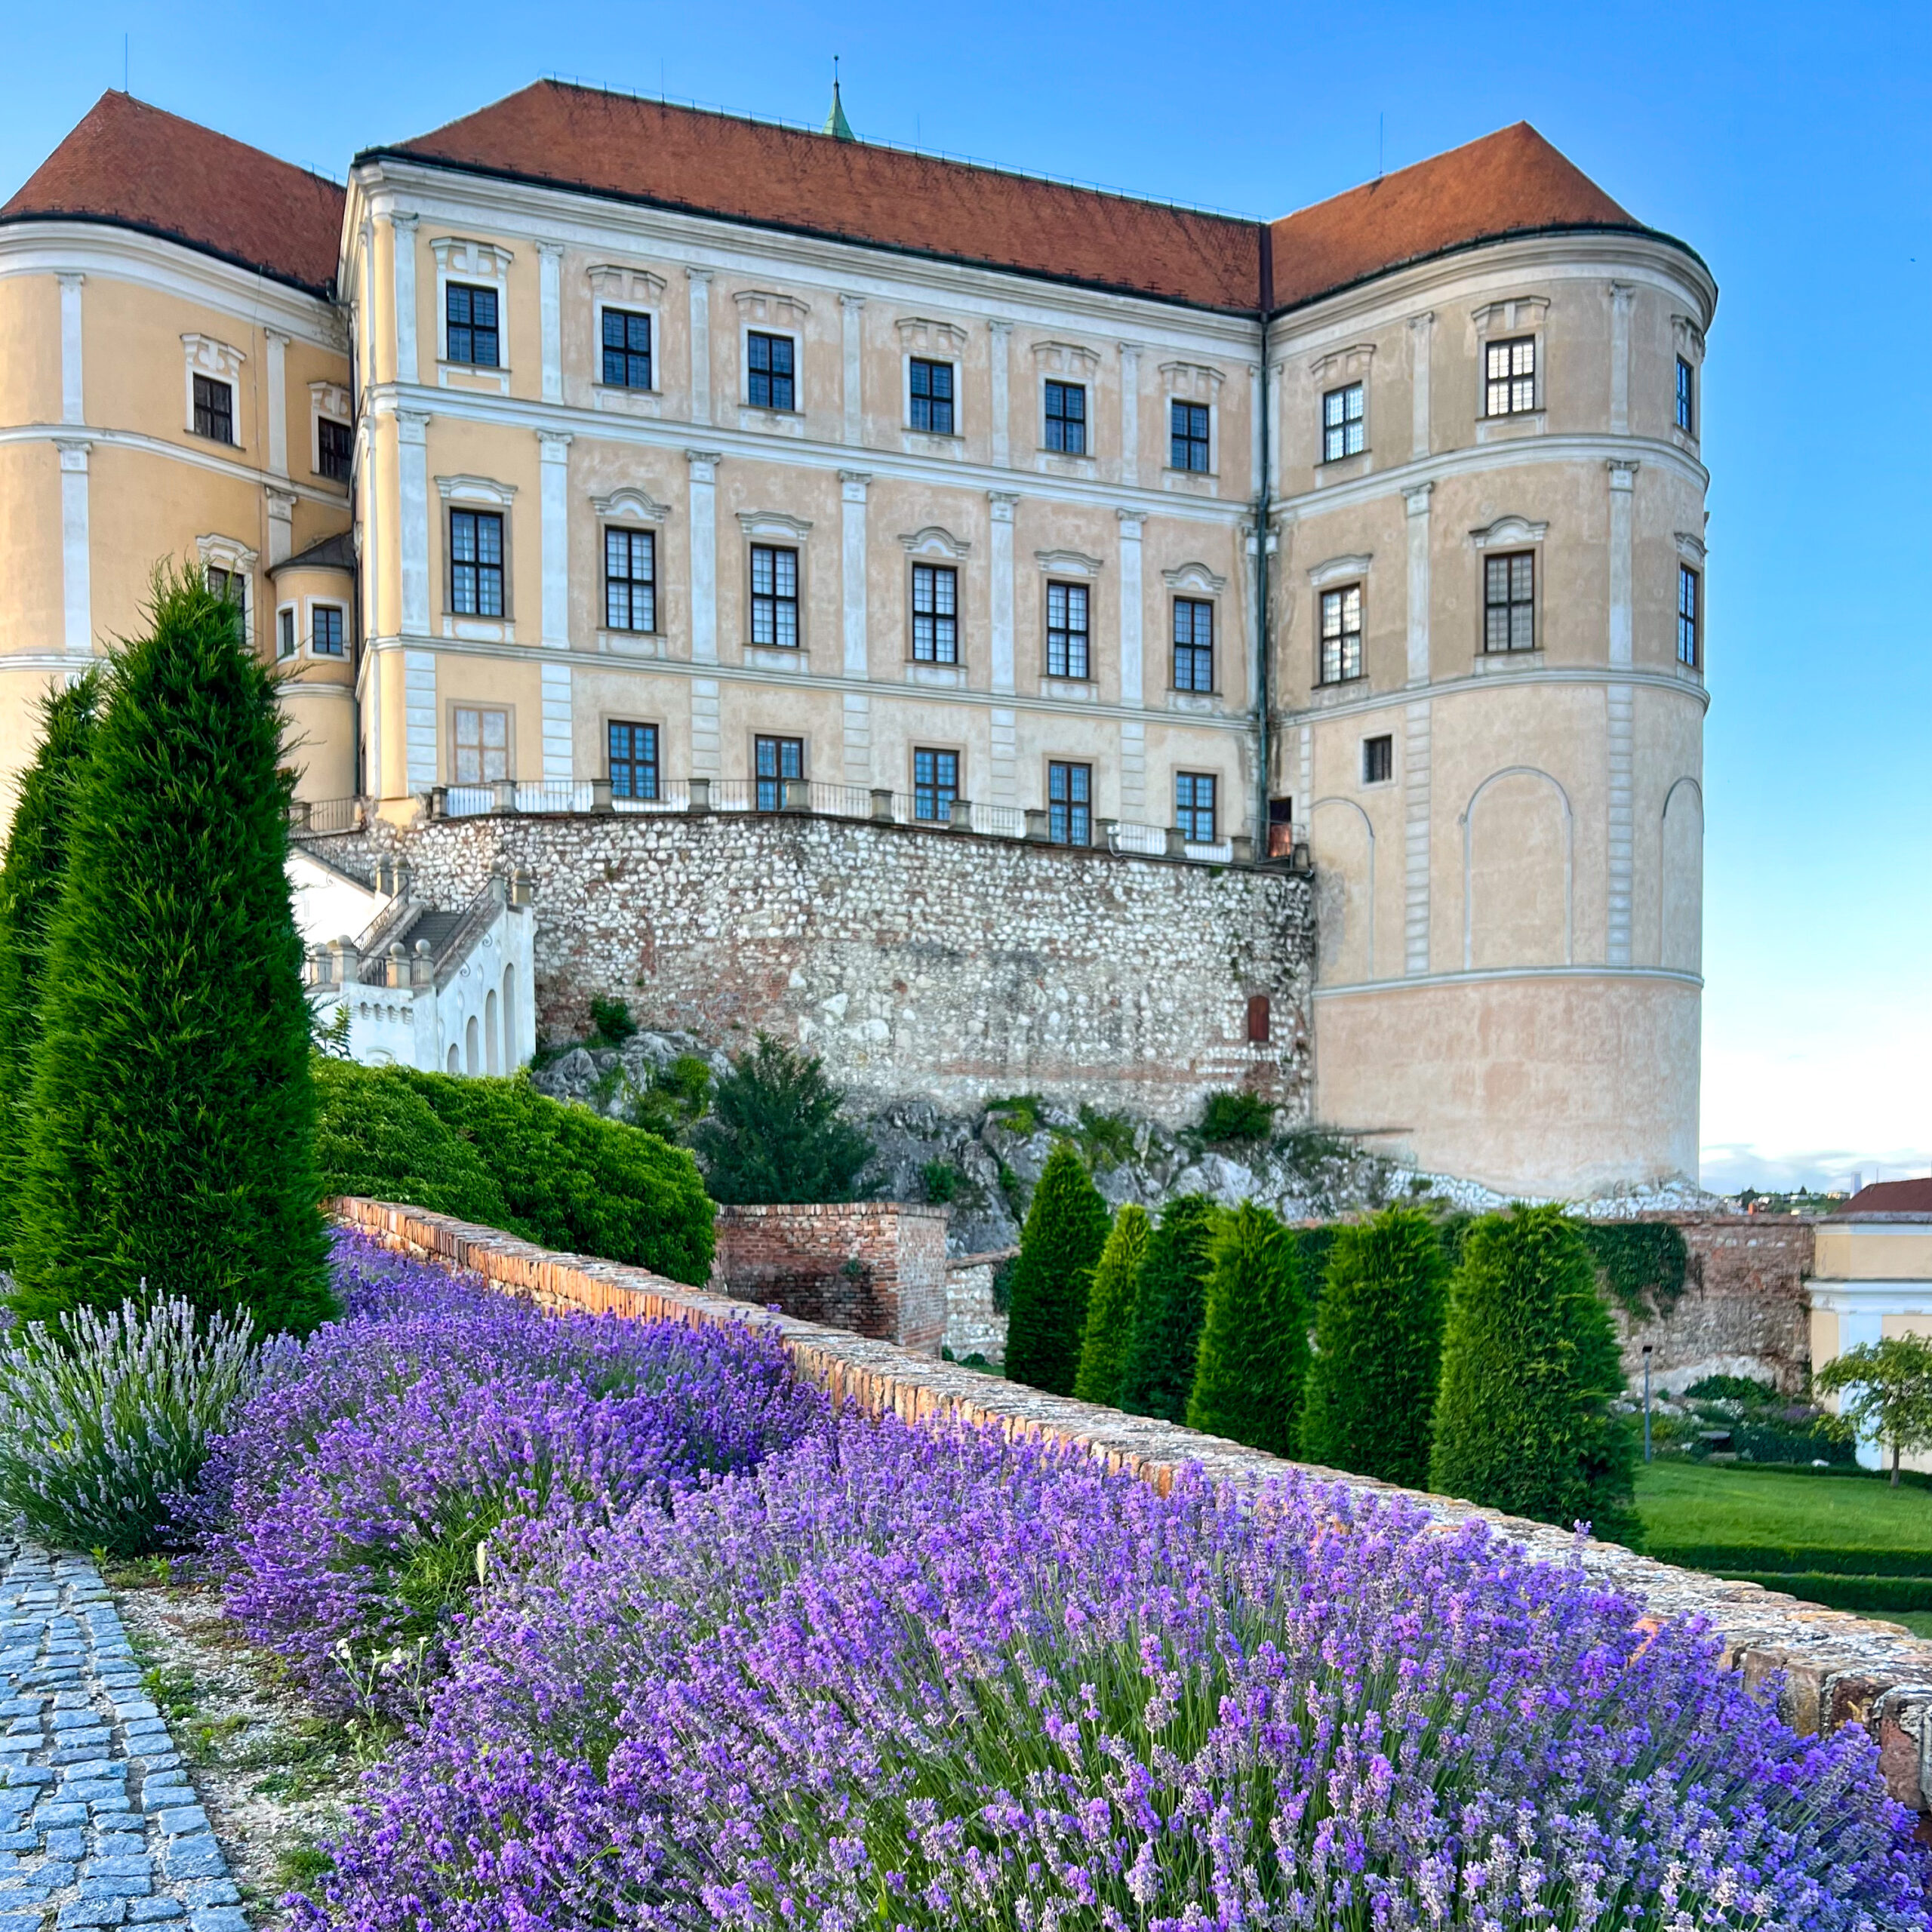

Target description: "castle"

left=0, top=84, right=1715, bottom=1197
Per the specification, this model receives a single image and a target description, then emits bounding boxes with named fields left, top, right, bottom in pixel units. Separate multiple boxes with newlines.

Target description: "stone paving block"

left=179, top=1883, right=235, bottom=1907
left=85, top=1857, right=153, bottom=1879
left=152, top=1811, right=206, bottom=1841
left=56, top=1903, right=128, bottom=1928
left=0, top=1913, right=43, bottom=1932
left=158, top=1845, right=224, bottom=1881
left=186, top=1911, right=247, bottom=1932
left=128, top=1903, right=184, bottom=1923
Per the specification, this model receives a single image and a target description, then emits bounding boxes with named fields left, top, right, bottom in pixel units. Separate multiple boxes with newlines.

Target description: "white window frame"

left=434, top=475, right=518, bottom=639
left=1470, top=297, right=1549, bottom=424
left=429, top=236, right=514, bottom=393
left=897, top=316, right=969, bottom=448
left=592, top=488, right=672, bottom=651
left=308, top=598, right=349, bottom=659
left=310, top=380, right=352, bottom=482
left=588, top=264, right=666, bottom=398
left=1310, top=343, right=1374, bottom=465
left=195, top=534, right=257, bottom=645
left=1160, top=360, right=1225, bottom=479
left=735, top=290, right=810, bottom=421
left=275, top=603, right=298, bottom=660
left=1032, top=340, right=1102, bottom=464
left=735, top=509, right=814, bottom=658
left=182, top=334, right=245, bottom=446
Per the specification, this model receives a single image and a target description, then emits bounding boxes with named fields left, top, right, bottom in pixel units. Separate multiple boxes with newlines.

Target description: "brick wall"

left=711, top=1200, right=949, bottom=1354
left=308, top=809, right=1313, bottom=1126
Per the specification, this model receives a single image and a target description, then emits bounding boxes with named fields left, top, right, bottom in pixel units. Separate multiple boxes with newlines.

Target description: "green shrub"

left=989, top=1254, right=1019, bottom=1316
left=1002, top=1140, right=1111, bottom=1395
left=1074, top=1105, right=1135, bottom=1170
left=1577, top=1220, right=1690, bottom=1321
left=1644, top=1543, right=1932, bottom=1578
left=1712, top=1571, right=1932, bottom=1614
left=1186, top=1201, right=1309, bottom=1454
left=920, top=1159, right=963, bottom=1204
left=624, top=1054, right=712, bottom=1142
left=1198, top=1090, right=1274, bottom=1144
left=587, top=996, right=638, bottom=1047
left=984, top=1094, right=1045, bottom=1137
left=1683, top=1373, right=1782, bottom=1404
left=693, top=1035, right=874, bottom=1205
left=1073, top=1204, right=1149, bottom=1406
left=1118, top=1195, right=1218, bottom=1423
left=1292, top=1224, right=1340, bottom=1306
left=12, top=569, right=331, bottom=1333
left=0, top=1297, right=268, bottom=1556
left=1299, top=1208, right=1448, bottom=1488
left=0, top=672, right=100, bottom=1268
left=1429, top=1206, right=1638, bottom=1543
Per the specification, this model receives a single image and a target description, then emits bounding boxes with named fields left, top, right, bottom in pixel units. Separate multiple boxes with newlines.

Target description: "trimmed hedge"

left=1714, top=1571, right=1932, bottom=1614
left=1647, top=1543, right=1932, bottom=1579
left=1118, top=1195, right=1218, bottom=1424
left=1003, top=1140, right=1110, bottom=1395
left=1186, top=1201, right=1307, bottom=1456
left=1072, top=1204, right=1149, bottom=1407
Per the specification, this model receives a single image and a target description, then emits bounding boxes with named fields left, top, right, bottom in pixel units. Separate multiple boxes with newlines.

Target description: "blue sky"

left=5, top=2, right=1927, bottom=1192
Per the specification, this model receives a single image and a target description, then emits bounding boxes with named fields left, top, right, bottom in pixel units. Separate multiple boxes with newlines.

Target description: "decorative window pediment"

left=429, top=236, right=515, bottom=278
left=897, top=316, right=969, bottom=353
left=592, top=488, right=672, bottom=524
left=1162, top=560, right=1227, bottom=595
left=309, top=380, right=350, bottom=421
left=1034, top=547, right=1104, bottom=577
left=737, top=509, right=814, bottom=540
left=1469, top=295, right=1550, bottom=334
left=1032, top=340, right=1101, bottom=378
left=195, top=532, right=258, bottom=574
left=1672, top=312, right=1706, bottom=361
left=183, top=334, right=245, bottom=380
left=734, top=289, right=811, bottom=324
left=435, top=474, right=518, bottom=506
left=587, top=263, right=667, bottom=304
left=1159, top=359, right=1225, bottom=402
left=1468, top=515, right=1548, bottom=551
left=898, top=525, right=971, bottom=560
left=1308, top=552, right=1372, bottom=588
left=1311, top=343, right=1375, bottom=384
left=1673, top=528, right=1707, bottom=565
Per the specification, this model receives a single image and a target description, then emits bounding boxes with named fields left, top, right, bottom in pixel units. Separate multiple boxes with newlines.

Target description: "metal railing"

left=291, top=796, right=363, bottom=835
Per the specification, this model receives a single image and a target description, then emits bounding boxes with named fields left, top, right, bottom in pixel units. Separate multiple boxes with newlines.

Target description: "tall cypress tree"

left=1118, top=1194, right=1218, bottom=1423
left=0, top=674, right=100, bottom=1266
left=11, top=568, right=331, bottom=1331
left=1003, top=1139, right=1110, bottom=1394
left=1299, top=1208, right=1448, bottom=1488
left=1186, top=1201, right=1309, bottom=1454
left=1428, top=1205, right=1637, bottom=1542
left=1073, top=1202, right=1149, bottom=1407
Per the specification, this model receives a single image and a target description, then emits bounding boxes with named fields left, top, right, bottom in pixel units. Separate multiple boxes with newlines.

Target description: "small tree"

left=1073, top=1204, right=1150, bottom=1406
left=1299, top=1208, right=1448, bottom=1487
left=692, top=1034, right=873, bottom=1204
left=11, top=569, right=331, bottom=1331
left=1186, top=1201, right=1309, bottom=1454
left=1815, top=1336, right=1932, bottom=1485
left=1003, top=1140, right=1110, bottom=1395
left=0, top=673, right=99, bottom=1266
left=1429, top=1205, right=1636, bottom=1543
left=1118, top=1195, right=1218, bottom=1423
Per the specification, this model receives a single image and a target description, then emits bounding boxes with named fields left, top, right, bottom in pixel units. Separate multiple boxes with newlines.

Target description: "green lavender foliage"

left=0, top=1297, right=274, bottom=1555
left=1117, top=1194, right=1219, bottom=1423
left=1003, top=1140, right=1110, bottom=1395
left=1429, top=1205, right=1638, bottom=1543
left=11, top=570, right=331, bottom=1332
left=0, top=673, right=99, bottom=1267
left=1072, top=1204, right=1150, bottom=1406
left=693, top=1035, right=875, bottom=1205
left=1186, top=1200, right=1309, bottom=1455
left=1299, top=1208, right=1448, bottom=1487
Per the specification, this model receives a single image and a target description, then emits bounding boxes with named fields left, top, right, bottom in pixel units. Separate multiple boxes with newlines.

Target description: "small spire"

left=824, top=58, right=854, bottom=141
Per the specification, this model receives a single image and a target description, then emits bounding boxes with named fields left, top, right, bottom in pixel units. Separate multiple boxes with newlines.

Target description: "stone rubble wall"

left=334, top=1195, right=1932, bottom=1822
left=946, top=1248, right=1017, bottom=1363
left=306, top=811, right=1314, bottom=1128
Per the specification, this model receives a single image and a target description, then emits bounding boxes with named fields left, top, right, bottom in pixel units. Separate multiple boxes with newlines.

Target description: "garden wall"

left=711, top=1201, right=949, bottom=1354
left=304, top=811, right=1313, bottom=1126
left=946, top=1247, right=1017, bottom=1364
left=334, top=1195, right=1932, bottom=1824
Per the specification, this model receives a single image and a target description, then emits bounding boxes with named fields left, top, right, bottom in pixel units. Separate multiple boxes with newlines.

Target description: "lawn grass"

left=1635, top=1459, right=1932, bottom=1553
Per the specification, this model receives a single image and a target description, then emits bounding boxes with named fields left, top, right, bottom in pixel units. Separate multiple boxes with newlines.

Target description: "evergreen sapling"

left=1072, top=1203, right=1150, bottom=1407
left=1003, top=1139, right=1110, bottom=1395
left=1117, top=1195, right=1217, bottom=1423
left=1186, top=1200, right=1309, bottom=1455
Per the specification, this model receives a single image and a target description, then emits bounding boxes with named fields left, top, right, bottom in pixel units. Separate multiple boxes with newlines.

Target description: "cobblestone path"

left=0, top=1546, right=248, bottom=1930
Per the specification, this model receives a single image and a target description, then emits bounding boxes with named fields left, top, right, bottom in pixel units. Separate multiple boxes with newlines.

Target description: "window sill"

left=1474, top=410, right=1544, bottom=444
left=1306, top=679, right=1367, bottom=709
left=1039, top=676, right=1097, bottom=703
left=1670, top=426, right=1701, bottom=458
left=189, top=429, right=241, bottom=451
left=1672, top=658, right=1705, bottom=685
left=599, top=629, right=665, bottom=658
left=1167, top=690, right=1221, bottom=715
left=442, top=615, right=512, bottom=643
left=743, top=643, right=808, bottom=671
left=1161, top=468, right=1219, bottom=497
left=1314, top=449, right=1371, bottom=486
left=593, top=383, right=663, bottom=417
left=905, top=662, right=965, bottom=689
left=438, top=360, right=512, bottom=395
left=740, top=405, right=805, bottom=438
left=1472, top=648, right=1543, bottom=675
left=901, top=429, right=964, bottom=460
left=1035, top=449, right=1097, bottom=481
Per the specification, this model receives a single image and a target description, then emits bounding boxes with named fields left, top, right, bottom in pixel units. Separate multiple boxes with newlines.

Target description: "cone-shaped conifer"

left=1072, top=1202, right=1149, bottom=1406
left=1299, top=1207, right=1448, bottom=1487
left=1003, top=1139, right=1110, bottom=1394
left=1118, top=1194, right=1218, bottom=1423
left=11, top=568, right=331, bottom=1331
left=1186, top=1200, right=1309, bottom=1454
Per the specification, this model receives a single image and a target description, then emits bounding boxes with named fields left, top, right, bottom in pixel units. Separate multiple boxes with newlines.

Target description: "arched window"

left=465, top=1014, right=480, bottom=1075
left=485, top=989, right=501, bottom=1075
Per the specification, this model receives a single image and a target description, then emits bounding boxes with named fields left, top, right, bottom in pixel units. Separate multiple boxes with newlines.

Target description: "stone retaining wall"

left=946, top=1247, right=1017, bottom=1363
left=333, top=1195, right=1932, bottom=1822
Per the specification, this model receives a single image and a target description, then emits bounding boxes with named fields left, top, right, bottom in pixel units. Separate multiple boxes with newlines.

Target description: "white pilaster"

left=1404, top=481, right=1433, bottom=685
left=1118, top=343, right=1141, bottom=487
left=1248, top=362, right=1263, bottom=494
left=1116, top=509, right=1145, bottom=707
left=841, top=691, right=872, bottom=788
left=1607, top=682, right=1635, bottom=967
left=686, top=450, right=720, bottom=666
left=1407, top=312, right=1434, bottom=460
left=265, top=486, right=296, bottom=568
left=538, top=431, right=571, bottom=646
left=537, top=242, right=565, bottom=403
left=264, top=330, right=289, bottom=476
left=540, top=659, right=574, bottom=783
left=57, top=274, right=84, bottom=425
left=989, top=707, right=1017, bottom=807
left=392, top=212, right=420, bottom=386
left=839, top=294, right=865, bottom=445
left=989, top=319, right=1011, bottom=468
left=687, top=269, right=713, bottom=426
left=1118, top=718, right=1146, bottom=815
left=690, top=677, right=721, bottom=777
left=404, top=648, right=437, bottom=791
left=838, top=470, right=869, bottom=677
left=54, top=439, right=90, bottom=656
left=1404, top=698, right=1432, bottom=975
left=398, top=409, right=432, bottom=635
left=1609, top=284, right=1634, bottom=435
left=988, top=492, right=1017, bottom=696
left=1607, top=460, right=1638, bottom=668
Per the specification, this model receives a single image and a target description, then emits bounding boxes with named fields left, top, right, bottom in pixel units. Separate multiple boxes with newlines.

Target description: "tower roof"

left=824, top=78, right=855, bottom=143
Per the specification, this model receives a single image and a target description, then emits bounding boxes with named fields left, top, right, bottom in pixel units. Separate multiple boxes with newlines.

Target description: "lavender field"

left=189, top=1235, right=1930, bottom=1930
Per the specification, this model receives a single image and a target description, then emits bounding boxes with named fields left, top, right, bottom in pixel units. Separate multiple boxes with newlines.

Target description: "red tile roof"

left=1835, top=1179, right=1932, bottom=1217
left=0, top=91, right=344, bottom=295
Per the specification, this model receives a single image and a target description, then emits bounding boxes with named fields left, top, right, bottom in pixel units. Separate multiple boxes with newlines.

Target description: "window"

left=1246, top=994, right=1271, bottom=1044
left=206, top=566, right=246, bottom=642
left=1321, top=383, right=1364, bottom=462
left=317, top=416, right=353, bottom=482
left=1172, top=598, right=1214, bottom=692
left=453, top=706, right=509, bottom=783
left=1362, top=734, right=1393, bottom=785
left=1044, top=380, right=1087, bottom=454
left=909, top=358, right=955, bottom=435
left=1267, top=795, right=1294, bottom=860
left=1484, top=336, right=1536, bottom=416
left=911, top=564, right=958, bottom=663
left=913, top=747, right=959, bottom=823
left=1483, top=552, right=1535, bottom=653
left=750, top=545, right=800, bottom=648
left=1171, top=400, right=1211, bottom=472
left=605, top=528, right=656, bottom=632
left=747, top=331, right=795, bottom=411
left=312, top=605, right=346, bottom=657
left=1318, top=585, right=1364, bottom=685
left=755, top=734, right=803, bottom=812
left=1678, top=566, right=1700, bottom=668
left=277, top=608, right=296, bottom=660
left=446, top=284, right=499, bottom=367
left=608, top=720, right=659, bottom=801
left=1675, top=357, right=1696, bottom=434
left=450, top=509, right=505, bottom=617
left=602, top=308, right=653, bottom=389
left=1048, top=761, right=1091, bottom=845
left=192, top=374, right=235, bottom=444
left=1175, top=771, right=1217, bottom=843
left=1046, top=582, right=1090, bottom=680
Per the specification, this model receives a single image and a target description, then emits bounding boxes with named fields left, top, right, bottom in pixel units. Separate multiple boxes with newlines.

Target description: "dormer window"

left=1321, top=383, right=1364, bottom=462
left=1484, top=337, right=1537, bottom=416
left=192, top=375, right=235, bottom=445
left=446, top=284, right=499, bottom=368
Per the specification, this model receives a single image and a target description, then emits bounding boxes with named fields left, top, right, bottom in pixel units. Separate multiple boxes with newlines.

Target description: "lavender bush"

left=297, top=1414, right=1930, bottom=1930
left=203, top=1233, right=822, bottom=1708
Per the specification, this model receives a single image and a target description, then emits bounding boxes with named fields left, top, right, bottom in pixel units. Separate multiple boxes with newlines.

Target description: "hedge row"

left=1715, top=1571, right=1932, bottom=1614
left=1647, top=1543, right=1932, bottom=1579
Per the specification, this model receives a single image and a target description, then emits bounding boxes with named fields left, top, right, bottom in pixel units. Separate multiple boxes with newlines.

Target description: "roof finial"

left=824, top=57, right=854, bottom=142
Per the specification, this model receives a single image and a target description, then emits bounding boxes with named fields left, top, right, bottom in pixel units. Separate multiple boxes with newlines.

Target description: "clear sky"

left=4, top=2, right=1927, bottom=1193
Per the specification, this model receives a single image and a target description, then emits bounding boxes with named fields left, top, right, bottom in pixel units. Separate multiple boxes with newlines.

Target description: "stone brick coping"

left=330, top=1196, right=1932, bottom=1814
